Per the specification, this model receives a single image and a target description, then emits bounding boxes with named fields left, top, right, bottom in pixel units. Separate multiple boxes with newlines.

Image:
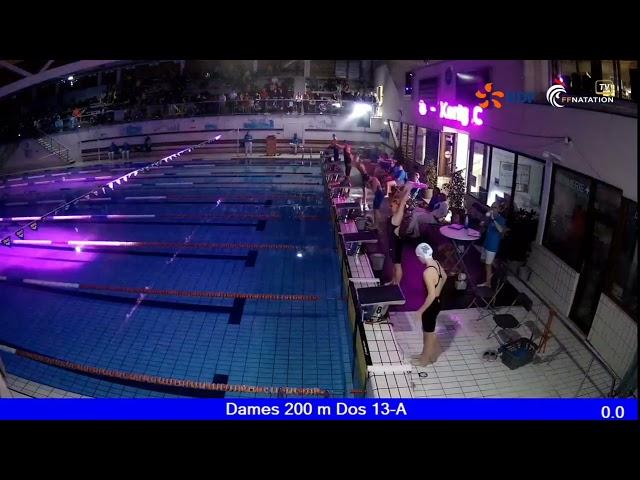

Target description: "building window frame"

left=466, top=141, right=546, bottom=213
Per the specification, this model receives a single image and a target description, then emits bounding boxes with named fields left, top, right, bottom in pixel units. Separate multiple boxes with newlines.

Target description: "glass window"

left=606, top=199, right=637, bottom=320
left=601, top=60, right=615, bottom=84
left=455, top=68, right=491, bottom=105
left=425, top=129, right=440, bottom=167
left=439, top=132, right=456, bottom=176
left=487, top=147, right=515, bottom=207
left=542, top=167, right=591, bottom=271
left=415, top=127, right=427, bottom=165
left=513, top=155, right=545, bottom=214
left=402, top=124, right=416, bottom=161
left=388, top=120, right=401, bottom=148
left=555, top=60, right=636, bottom=100
left=570, top=181, right=622, bottom=331
left=468, top=141, right=489, bottom=203
left=418, top=77, right=438, bottom=104
left=619, top=60, right=637, bottom=100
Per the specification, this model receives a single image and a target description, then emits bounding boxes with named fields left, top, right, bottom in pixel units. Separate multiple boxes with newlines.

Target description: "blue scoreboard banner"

left=0, top=399, right=637, bottom=420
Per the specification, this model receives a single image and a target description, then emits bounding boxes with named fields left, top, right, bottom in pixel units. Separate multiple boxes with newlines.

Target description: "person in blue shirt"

left=244, top=131, right=253, bottom=155
left=385, top=160, right=406, bottom=196
left=395, top=163, right=408, bottom=185
left=291, top=133, right=301, bottom=154
left=478, top=201, right=508, bottom=287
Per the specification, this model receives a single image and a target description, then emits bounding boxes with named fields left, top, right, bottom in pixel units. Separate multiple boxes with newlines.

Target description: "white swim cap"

left=415, top=243, right=433, bottom=261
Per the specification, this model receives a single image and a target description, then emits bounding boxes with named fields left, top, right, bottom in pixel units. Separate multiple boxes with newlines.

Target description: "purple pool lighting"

left=0, top=226, right=97, bottom=273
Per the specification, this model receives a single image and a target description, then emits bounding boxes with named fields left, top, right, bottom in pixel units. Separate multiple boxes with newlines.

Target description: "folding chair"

left=487, top=291, right=534, bottom=343
left=468, top=263, right=508, bottom=321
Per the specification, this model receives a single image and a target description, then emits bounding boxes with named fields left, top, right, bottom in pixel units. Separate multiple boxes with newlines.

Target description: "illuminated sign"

left=418, top=99, right=427, bottom=116
left=418, top=100, right=484, bottom=127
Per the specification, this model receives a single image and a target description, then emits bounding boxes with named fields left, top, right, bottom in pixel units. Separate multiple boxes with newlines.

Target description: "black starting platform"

left=341, top=231, right=379, bottom=244
left=357, top=284, right=406, bottom=323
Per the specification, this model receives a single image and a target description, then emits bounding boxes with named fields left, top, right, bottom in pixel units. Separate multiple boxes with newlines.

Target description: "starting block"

left=342, top=231, right=378, bottom=256
left=357, top=284, right=406, bottom=323
left=334, top=201, right=360, bottom=211
left=341, top=231, right=378, bottom=244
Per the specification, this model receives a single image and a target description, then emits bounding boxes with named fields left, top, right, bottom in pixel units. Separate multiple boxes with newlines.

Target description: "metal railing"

left=504, top=261, right=621, bottom=397
left=29, top=99, right=379, bottom=137
left=35, top=129, right=72, bottom=164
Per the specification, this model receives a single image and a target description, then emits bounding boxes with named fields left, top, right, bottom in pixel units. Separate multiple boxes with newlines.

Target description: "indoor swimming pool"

left=0, top=156, right=355, bottom=397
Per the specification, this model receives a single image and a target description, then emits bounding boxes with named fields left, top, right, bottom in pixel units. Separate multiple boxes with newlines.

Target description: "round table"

left=439, top=225, right=481, bottom=242
left=439, top=225, right=481, bottom=286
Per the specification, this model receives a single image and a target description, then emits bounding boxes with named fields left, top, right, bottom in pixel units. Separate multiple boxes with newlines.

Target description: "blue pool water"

left=0, top=158, right=354, bottom=397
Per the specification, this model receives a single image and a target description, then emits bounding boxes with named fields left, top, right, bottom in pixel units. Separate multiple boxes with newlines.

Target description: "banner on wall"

left=125, top=125, right=143, bottom=136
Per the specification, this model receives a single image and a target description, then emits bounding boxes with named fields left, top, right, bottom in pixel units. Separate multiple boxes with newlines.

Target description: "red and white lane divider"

left=10, top=239, right=299, bottom=250
left=0, top=275, right=320, bottom=302
left=0, top=344, right=330, bottom=397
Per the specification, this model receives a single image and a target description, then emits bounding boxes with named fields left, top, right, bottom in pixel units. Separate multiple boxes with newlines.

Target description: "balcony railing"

left=27, top=99, right=379, bottom=137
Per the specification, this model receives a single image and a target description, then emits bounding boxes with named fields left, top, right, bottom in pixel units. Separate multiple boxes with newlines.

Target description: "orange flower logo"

left=475, top=83, right=505, bottom=109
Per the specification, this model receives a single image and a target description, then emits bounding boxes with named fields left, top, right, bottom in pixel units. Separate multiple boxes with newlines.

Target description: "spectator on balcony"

left=108, top=142, right=119, bottom=161
left=295, top=92, right=303, bottom=114
left=121, top=142, right=131, bottom=160
left=54, top=115, right=63, bottom=133
left=290, top=133, right=301, bottom=154
left=244, top=131, right=253, bottom=155
left=71, top=107, right=84, bottom=129
left=144, top=136, right=152, bottom=152
left=219, top=93, right=227, bottom=114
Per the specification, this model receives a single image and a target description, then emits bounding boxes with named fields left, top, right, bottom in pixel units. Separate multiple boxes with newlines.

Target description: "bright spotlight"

left=352, top=102, right=372, bottom=117
left=296, top=252, right=303, bottom=258
left=332, top=102, right=341, bottom=108
left=75, top=246, right=82, bottom=253
left=68, top=75, right=74, bottom=81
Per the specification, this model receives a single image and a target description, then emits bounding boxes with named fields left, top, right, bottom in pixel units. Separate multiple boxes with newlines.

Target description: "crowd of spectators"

left=0, top=66, right=378, bottom=142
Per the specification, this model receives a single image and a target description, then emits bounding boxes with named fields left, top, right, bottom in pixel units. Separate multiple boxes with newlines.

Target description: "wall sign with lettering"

left=418, top=99, right=484, bottom=128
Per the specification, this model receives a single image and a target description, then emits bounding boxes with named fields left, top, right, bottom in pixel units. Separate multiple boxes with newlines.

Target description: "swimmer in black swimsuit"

left=388, top=182, right=416, bottom=285
left=412, top=242, right=446, bottom=366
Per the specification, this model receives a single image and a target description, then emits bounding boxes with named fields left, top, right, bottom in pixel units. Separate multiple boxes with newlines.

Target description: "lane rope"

left=11, top=348, right=330, bottom=397
left=0, top=276, right=320, bottom=302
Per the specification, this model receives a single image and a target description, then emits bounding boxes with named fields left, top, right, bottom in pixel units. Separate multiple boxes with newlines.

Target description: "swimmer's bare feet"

left=411, top=356, right=434, bottom=367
